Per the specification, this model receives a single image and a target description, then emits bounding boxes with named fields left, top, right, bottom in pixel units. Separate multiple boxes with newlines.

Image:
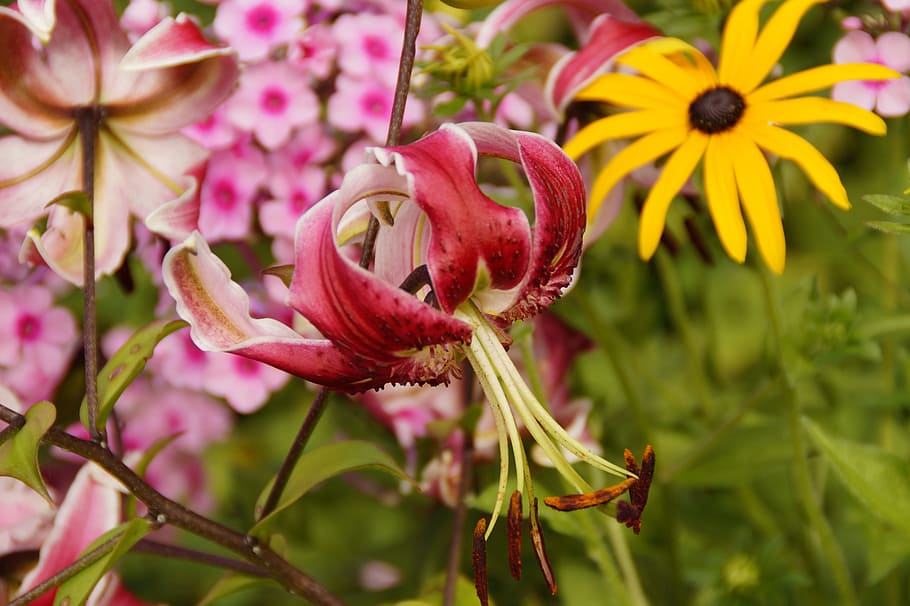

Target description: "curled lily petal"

left=121, top=14, right=236, bottom=70
left=0, top=0, right=55, bottom=41
left=546, top=15, right=661, bottom=116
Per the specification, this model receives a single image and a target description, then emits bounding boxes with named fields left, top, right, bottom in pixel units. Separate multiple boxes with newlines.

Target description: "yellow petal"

left=747, top=97, right=887, bottom=135
left=749, top=63, right=900, bottom=103
left=574, top=73, right=685, bottom=109
left=617, top=45, right=700, bottom=100
left=739, top=0, right=826, bottom=93
left=563, top=109, right=685, bottom=159
left=718, top=0, right=765, bottom=87
left=587, top=126, right=689, bottom=222
left=741, top=121, right=850, bottom=209
left=731, top=134, right=785, bottom=274
left=649, top=38, right=718, bottom=92
left=703, top=134, right=747, bottom=262
left=638, top=132, right=707, bottom=259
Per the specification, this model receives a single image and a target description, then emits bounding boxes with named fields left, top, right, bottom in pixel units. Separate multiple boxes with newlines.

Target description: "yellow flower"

left=565, top=0, right=899, bottom=273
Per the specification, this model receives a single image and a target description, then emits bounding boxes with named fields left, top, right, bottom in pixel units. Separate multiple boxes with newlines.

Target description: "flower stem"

left=132, top=539, right=268, bottom=577
left=758, top=269, right=857, bottom=606
left=75, top=107, right=103, bottom=444
left=0, top=405, right=344, bottom=606
left=257, top=388, right=330, bottom=521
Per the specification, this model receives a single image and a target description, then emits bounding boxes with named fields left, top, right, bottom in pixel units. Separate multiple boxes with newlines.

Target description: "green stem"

left=653, top=250, right=717, bottom=416
left=759, top=269, right=857, bottom=606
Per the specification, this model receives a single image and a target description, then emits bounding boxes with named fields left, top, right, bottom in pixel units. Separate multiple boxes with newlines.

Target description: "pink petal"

left=4, top=0, right=55, bottom=41
left=120, top=13, right=236, bottom=70
left=832, top=30, right=876, bottom=64
left=475, top=0, right=640, bottom=48
left=371, top=124, right=533, bottom=314
left=289, top=191, right=473, bottom=369
left=145, top=175, right=202, bottom=241
left=0, top=133, right=80, bottom=228
left=163, top=232, right=393, bottom=389
left=17, top=463, right=121, bottom=606
left=831, top=79, right=877, bottom=111
left=546, top=15, right=661, bottom=115
left=876, top=77, right=910, bottom=117
left=876, top=32, right=910, bottom=72
left=458, top=122, right=586, bottom=321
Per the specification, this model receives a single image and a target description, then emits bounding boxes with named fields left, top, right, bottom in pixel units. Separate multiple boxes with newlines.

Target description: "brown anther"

left=617, top=445, right=655, bottom=535
left=529, top=497, right=557, bottom=595
left=507, top=490, right=522, bottom=580
left=542, top=478, right=635, bottom=512
left=472, top=518, right=489, bottom=606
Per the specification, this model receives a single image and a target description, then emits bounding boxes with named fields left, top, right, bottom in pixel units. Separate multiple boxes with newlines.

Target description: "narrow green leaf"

left=803, top=418, right=910, bottom=538
left=867, top=220, right=910, bottom=235
left=251, top=440, right=415, bottom=533
left=261, top=264, right=294, bottom=287
left=0, top=400, right=56, bottom=504
left=863, top=194, right=910, bottom=216
left=197, top=574, right=271, bottom=606
left=46, top=190, right=92, bottom=220
left=80, top=320, right=187, bottom=432
left=54, top=518, right=151, bottom=606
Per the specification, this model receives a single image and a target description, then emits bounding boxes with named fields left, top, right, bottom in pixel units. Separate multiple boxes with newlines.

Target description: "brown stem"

left=0, top=405, right=344, bottom=606
left=132, top=539, right=268, bottom=577
left=75, top=107, right=104, bottom=444
left=257, top=388, right=331, bottom=521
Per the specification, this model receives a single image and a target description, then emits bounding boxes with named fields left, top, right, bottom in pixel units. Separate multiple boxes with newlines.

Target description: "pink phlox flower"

left=0, top=476, right=55, bottom=554
left=260, top=166, right=327, bottom=239
left=226, top=60, right=321, bottom=149
left=328, top=75, right=426, bottom=142
left=495, top=91, right=536, bottom=129
left=213, top=0, right=306, bottom=62
left=833, top=30, right=910, bottom=117
left=121, top=0, right=170, bottom=40
left=0, top=285, right=77, bottom=368
left=203, top=351, right=290, bottom=413
left=883, top=0, right=910, bottom=13
left=0, top=227, right=33, bottom=281
left=279, top=124, right=338, bottom=169
left=0, top=1, right=239, bottom=284
left=152, top=328, right=211, bottom=391
left=288, top=23, right=337, bottom=79
left=198, top=138, right=267, bottom=241
left=182, top=105, right=241, bottom=151
left=359, top=382, right=464, bottom=449
left=332, top=13, right=403, bottom=86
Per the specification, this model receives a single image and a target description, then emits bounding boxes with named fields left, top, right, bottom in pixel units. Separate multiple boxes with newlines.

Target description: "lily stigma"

left=564, top=0, right=900, bottom=273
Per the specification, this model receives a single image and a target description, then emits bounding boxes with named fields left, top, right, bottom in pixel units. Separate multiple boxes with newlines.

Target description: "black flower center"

left=688, top=87, right=746, bottom=134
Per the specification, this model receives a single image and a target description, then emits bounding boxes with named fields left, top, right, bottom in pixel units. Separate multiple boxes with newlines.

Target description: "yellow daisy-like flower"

left=565, top=0, right=900, bottom=273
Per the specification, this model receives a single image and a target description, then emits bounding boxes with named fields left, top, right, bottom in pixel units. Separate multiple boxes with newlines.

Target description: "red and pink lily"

left=0, top=0, right=238, bottom=284
left=164, top=121, right=635, bottom=548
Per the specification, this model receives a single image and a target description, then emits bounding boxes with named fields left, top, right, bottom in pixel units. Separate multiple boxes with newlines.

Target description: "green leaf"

left=45, top=190, right=91, bottom=220
left=261, top=264, right=294, bottom=287
left=803, top=418, right=910, bottom=538
left=54, top=518, right=152, bottom=606
left=197, top=574, right=271, bottom=606
left=251, top=440, right=415, bottom=533
left=867, top=220, right=910, bottom=235
left=0, top=400, right=56, bottom=504
left=80, top=319, right=187, bottom=432
left=863, top=194, right=910, bottom=216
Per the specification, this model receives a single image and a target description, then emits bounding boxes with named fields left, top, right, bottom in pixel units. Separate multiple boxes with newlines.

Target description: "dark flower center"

left=688, top=86, right=746, bottom=134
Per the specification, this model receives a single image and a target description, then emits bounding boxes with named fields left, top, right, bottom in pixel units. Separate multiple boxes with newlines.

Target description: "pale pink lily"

left=15, top=463, right=150, bottom=606
left=0, top=0, right=239, bottom=284
left=164, top=122, right=633, bottom=542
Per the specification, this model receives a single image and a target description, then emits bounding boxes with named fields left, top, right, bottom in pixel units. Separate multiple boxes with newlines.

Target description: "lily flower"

left=164, top=122, right=640, bottom=583
left=564, top=0, right=900, bottom=273
left=0, top=0, right=239, bottom=284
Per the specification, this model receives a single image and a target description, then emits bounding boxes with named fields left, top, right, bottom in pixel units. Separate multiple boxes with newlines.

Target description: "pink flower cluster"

left=181, top=0, right=440, bottom=266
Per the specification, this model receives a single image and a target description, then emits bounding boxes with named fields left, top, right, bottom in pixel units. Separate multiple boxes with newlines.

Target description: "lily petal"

left=17, top=463, right=121, bottom=606
left=0, top=0, right=55, bottom=41
left=121, top=14, right=236, bottom=70
left=545, top=15, right=661, bottom=116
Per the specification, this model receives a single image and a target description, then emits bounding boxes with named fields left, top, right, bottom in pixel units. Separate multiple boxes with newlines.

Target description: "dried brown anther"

left=616, top=445, right=655, bottom=535
left=529, top=497, right=557, bottom=595
left=507, top=490, right=522, bottom=580
left=542, top=477, right=636, bottom=512
left=472, top=518, right=489, bottom=606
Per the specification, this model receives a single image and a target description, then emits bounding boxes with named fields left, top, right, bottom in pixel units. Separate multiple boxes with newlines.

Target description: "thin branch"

left=0, top=405, right=344, bottom=606
left=257, top=388, right=331, bottom=521
left=132, top=539, right=268, bottom=578
left=75, top=107, right=103, bottom=444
